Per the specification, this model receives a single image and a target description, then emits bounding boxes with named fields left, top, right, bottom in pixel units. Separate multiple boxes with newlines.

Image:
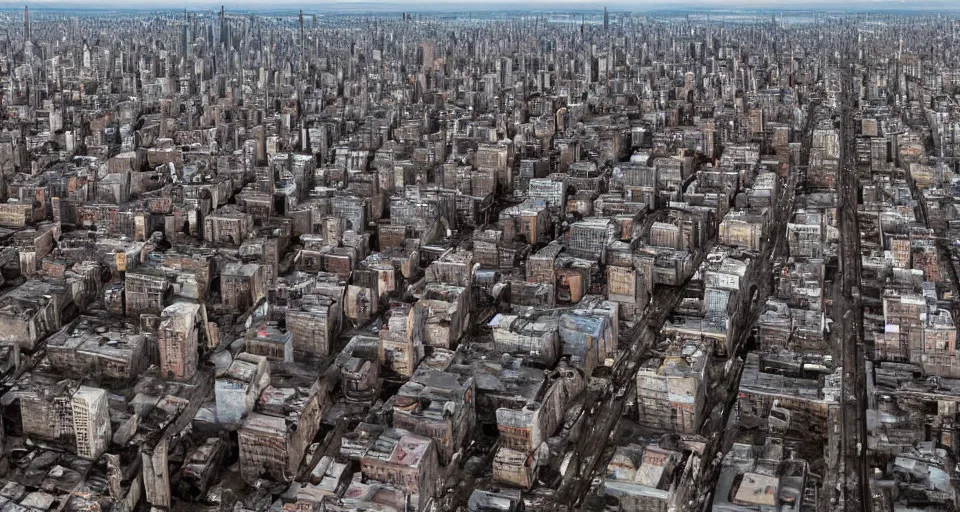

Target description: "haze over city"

left=1, top=0, right=959, bottom=12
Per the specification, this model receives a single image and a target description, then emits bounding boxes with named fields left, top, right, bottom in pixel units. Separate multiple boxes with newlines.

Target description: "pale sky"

left=4, top=0, right=957, bottom=11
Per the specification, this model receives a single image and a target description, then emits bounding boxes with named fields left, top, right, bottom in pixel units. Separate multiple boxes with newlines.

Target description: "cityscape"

left=0, top=3, right=957, bottom=512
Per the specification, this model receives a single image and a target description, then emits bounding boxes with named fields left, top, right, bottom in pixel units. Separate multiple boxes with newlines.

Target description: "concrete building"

left=158, top=302, right=201, bottom=381
left=72, top=386, right=112, bottom=459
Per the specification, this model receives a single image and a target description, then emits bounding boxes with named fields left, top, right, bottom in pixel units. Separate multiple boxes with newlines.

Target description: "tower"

left=72, top=386, right=111, bottom=460
left=23, top=6, right=29, bottom=41
left=181, top=10, right=189, bottom=57
left=604, top=7, right=609, bottom=32
left=299, top=9, right=305, bottom=73
left=158, top=302, right=200, bottom=381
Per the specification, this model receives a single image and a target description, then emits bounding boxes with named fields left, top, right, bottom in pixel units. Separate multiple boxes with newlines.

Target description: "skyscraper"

left=420, top=41, right=435, bottom=72
left=72, top=386, right=112, bottom=460
left=158, top=302, right=201, bottom=381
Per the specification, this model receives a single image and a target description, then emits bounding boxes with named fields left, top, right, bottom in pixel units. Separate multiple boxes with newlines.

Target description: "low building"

left=203, top=208, right=252, bottom=245
left=565, top=218, right=618, bottom=262
left=488, top=313, right=561, bottom=368
left=493, top=361, right=585, bottom=488
left=607, top=263, right=649, bottom=320
left=602, top=442, right=683, bottom=512
left=737, top=352, right=840, bottom=439
left=0, top=278, right=75, bottom=350
left=285, top=295, right=343, bottom=356
left=358, top=428, right=441, bottom=511
left=238, top=372, right=330, bottom=483
left=636, top=338, right=711, bottom=434
left=47, top=315, right=152, bottom=380
left=500, top=199, right=552, bottom=246
left=0, top=203, right=33, bottom=228
left=419, top=283, right=471, bottom=349
left=215, top=352, right=270, bottom=428
left=176, top=437, right=225, bottom=500
left=558, top=303, right=616, bottom=375
left=125, top=269, right=169, bottom=317
left=467, top=489, right=525, bottom=512
left=8, top=373, right=79, bottom=446
left=245, top=322, right=294, bottom=363
left=392, top=368, right=476, bottom=465
left=221, top=262, right=267, bottom=312
left=718, top=209, right=769, bottom=252
left=527, top=242, right=564, bottom=284
left=341, top=351, right=381, bottom=404
left=324, top=481, right=408, bottom=512
left=713, top=439, right=809, bottom=511
left=379, top=303, right=426, bottom=378
left=333, top=334, right=382, bottom=404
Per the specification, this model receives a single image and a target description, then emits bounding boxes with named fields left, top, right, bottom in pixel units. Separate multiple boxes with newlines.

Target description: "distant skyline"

left=2, top=0, right=960, bottom=13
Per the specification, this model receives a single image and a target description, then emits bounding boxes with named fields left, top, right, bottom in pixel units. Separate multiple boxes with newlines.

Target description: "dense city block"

left=0, top=6, right=957, bottom=512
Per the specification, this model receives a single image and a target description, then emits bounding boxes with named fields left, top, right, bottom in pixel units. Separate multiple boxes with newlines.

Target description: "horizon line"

left=1, top=1, right=960, bottom=15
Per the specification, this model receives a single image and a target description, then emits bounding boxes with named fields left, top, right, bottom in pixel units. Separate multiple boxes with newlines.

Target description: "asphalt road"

left=554, top=127, right=803, bottom=511
left=552, top=280, right=690, bottom=509
left=837, top=54, right=871, bottom=512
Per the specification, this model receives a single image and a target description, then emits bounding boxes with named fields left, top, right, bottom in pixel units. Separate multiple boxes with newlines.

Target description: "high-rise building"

left=420, top=41, right=435, bottom=72
left=158, top=302, right=201, bottom=381
left=72, top=386, right=112, bottom=460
